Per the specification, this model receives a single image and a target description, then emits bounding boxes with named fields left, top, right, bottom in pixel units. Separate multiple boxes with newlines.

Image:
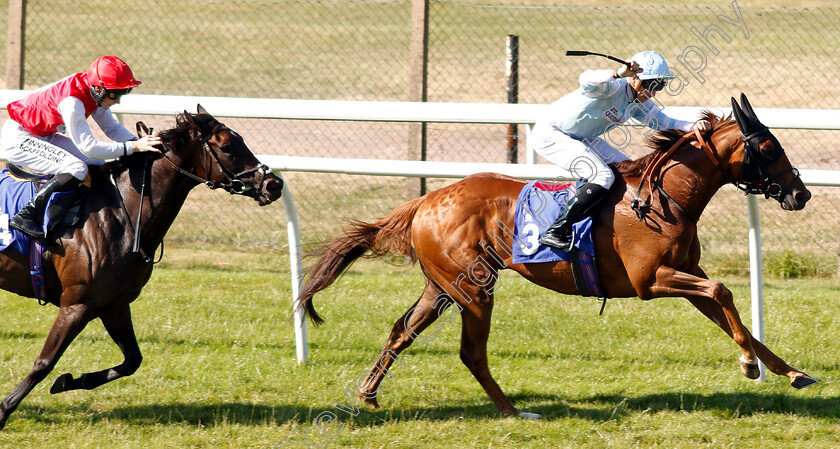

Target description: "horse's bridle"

left=735, top=126, right=800, bottom=199
left=160, top=121, right=270, bottom=197
left=631, top=126, right=803, bottom=222
left=114, top=119, right=271, bottom=264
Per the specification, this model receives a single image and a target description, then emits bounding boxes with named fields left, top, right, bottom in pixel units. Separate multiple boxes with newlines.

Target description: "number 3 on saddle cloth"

left=512, top=180, right=606, bottom=302
left=0, top=168, right=85, bottom=305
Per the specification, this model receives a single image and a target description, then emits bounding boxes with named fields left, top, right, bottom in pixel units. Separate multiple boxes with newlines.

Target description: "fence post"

left=506, top=35, right=519, bottom=164
left=747, top=194, right=766, bottom=382
left=407, top=0, right=429, bottom=199
left=280, top=178, right=309, bottom=366
left=5, top=0, right=26, bottom=89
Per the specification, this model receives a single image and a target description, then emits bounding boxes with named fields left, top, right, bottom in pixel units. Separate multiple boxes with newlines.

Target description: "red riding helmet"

left=87, top=56, right=141, bottom=105
left=87, top=56, right=141, bottom=90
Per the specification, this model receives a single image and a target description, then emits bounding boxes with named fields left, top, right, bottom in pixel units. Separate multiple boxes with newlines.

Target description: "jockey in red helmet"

left=1, top=56, right=161, bottom=240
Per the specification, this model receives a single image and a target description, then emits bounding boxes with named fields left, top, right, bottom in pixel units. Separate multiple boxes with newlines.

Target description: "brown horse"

left=298, top=94, right=815, bottom=419
left=0, top=106, right=283, bottom=428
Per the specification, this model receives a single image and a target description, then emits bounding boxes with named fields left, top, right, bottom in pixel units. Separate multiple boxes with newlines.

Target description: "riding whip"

left=565, top=50, right=627, bottom=65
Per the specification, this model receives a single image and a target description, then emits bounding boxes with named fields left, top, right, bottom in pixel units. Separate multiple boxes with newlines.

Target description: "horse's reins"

left=110, top=123, right=159, bottom=263
left=631, top=128, right=705, bottom=222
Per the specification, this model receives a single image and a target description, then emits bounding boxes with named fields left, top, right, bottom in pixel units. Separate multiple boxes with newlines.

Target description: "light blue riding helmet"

left=631, top=51, right=675, bottom=80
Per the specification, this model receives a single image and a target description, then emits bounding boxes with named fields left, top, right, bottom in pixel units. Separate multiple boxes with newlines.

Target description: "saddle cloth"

left=512, top=180, right=595, bottom=264
left=512, top=180, right=605, bottom=299
left=0, top=170, right=79, bottom=256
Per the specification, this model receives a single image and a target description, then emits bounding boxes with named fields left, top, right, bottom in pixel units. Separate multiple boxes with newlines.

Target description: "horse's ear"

left=183, top=110, right=196, bottom=126
left=197, top=104, right=209, bottom=115
left=739, top=93, right=758, bottom=120
left=731, top=97, right=749, bottom=135
left=135, top=121, right=150, bottom=137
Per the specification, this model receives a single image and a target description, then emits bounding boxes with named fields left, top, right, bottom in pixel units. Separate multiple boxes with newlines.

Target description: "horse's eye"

left=760, top=145, right=774, bottom=159
left=758, top=140, right=775, bottom=159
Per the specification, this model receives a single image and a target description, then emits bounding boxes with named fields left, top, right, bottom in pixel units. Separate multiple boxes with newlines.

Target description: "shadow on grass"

left=14, top=390, right=840, bottom=428
left=511, top=391, right=840, bottom=421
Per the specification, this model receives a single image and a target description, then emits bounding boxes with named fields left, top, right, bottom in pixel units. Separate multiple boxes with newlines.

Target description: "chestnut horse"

left=0, top=106, right=283, bottom=428
left=298, top=95, right=816, bottom=419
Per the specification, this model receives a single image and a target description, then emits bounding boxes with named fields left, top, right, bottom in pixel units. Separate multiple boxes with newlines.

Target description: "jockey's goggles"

left=640, top=78, right=667, bottom=92
left=106, top=88, right=132, bottom=100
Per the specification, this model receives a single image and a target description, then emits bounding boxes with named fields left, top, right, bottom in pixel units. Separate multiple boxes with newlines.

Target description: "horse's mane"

left=612, top=110, right=733, bottom=178
left=98, top=112, right=213, bottom=179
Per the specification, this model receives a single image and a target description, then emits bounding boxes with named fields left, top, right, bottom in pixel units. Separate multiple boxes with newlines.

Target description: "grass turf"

left=0, top=248, right=836, bottom=447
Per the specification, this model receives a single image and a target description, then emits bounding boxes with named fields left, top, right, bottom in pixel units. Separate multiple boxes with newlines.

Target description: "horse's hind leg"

left=458, top=301, right=538, bottom=419
left=357, top=279, right=445, bottom=408
left=0, top=303, right=91, bottom=429
left=50, top=302, right=143, bottom=393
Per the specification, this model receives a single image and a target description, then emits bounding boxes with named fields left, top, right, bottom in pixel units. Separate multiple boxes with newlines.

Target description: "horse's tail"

left=297, top=196, right=424, bottom=325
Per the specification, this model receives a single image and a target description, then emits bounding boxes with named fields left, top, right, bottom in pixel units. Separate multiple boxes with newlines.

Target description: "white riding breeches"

left=531, top=128, right=630, bottom=189
left=0, top=119, right=103, bottom=181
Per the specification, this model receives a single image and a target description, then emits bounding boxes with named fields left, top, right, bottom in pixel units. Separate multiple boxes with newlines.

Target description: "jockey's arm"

left=91, top=106, right=137, bottom=143
left=578, top=69, right=622, bottom=99
left=58, top=97, right=136, bottom=160
left=630, top=100, right=694, bottom=132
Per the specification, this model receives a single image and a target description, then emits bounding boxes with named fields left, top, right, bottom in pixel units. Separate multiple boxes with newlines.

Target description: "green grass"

left=0, top=248, right=837, bottom=447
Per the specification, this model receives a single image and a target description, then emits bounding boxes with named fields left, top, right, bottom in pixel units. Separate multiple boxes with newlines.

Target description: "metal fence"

left=2, top=0, right=838, bottom=275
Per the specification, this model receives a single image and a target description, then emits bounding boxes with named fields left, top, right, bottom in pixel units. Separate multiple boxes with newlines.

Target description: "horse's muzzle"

left=256, top=173, right=284, bottom=206
left=781, top=186, right=811, bottom=211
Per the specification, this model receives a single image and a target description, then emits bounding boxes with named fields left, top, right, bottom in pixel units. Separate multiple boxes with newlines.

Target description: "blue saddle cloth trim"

left=0, top=170, right=36, bottom=255
left=512, top=180, right=595, bottom=264
left=0, top=170, right=76, bottom=256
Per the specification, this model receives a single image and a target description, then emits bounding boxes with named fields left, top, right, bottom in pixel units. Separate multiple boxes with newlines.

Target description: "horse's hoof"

left=50, top=373, right=73, bottom=394
left=516, top=411, right=542, bottom=420
left=361, top=396, right=380, bottom=409
left=739, top=356, right=761, bottom=379
left=791, top=374, right=818, bottom=389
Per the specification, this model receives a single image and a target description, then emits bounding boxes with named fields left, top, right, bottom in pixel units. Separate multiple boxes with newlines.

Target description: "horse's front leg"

left=648, top=266, right=815, bottom=387
left=646, top=265, right=756, bottom=363
left=50, top=301, right=143, bottom=393
left=0, top=302, right=92, bottom=430
left=680, top=268, right=816, bottom=388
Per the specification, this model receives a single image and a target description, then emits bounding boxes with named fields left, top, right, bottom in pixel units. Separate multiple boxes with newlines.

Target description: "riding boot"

left=539, top=182, right=608, bottom=251
left=10, top=173, right=82, bottom=240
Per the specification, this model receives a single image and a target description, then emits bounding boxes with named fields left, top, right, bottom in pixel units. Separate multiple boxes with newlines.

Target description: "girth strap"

left=30, top=234, right=48, bottom=305
left=570, top=248, right=608, bottom=315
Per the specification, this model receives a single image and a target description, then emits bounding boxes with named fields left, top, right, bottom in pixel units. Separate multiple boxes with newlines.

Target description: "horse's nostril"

left=796, top=190, right=811, bottom=204
left=267, top=178, right=284, bottom=195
